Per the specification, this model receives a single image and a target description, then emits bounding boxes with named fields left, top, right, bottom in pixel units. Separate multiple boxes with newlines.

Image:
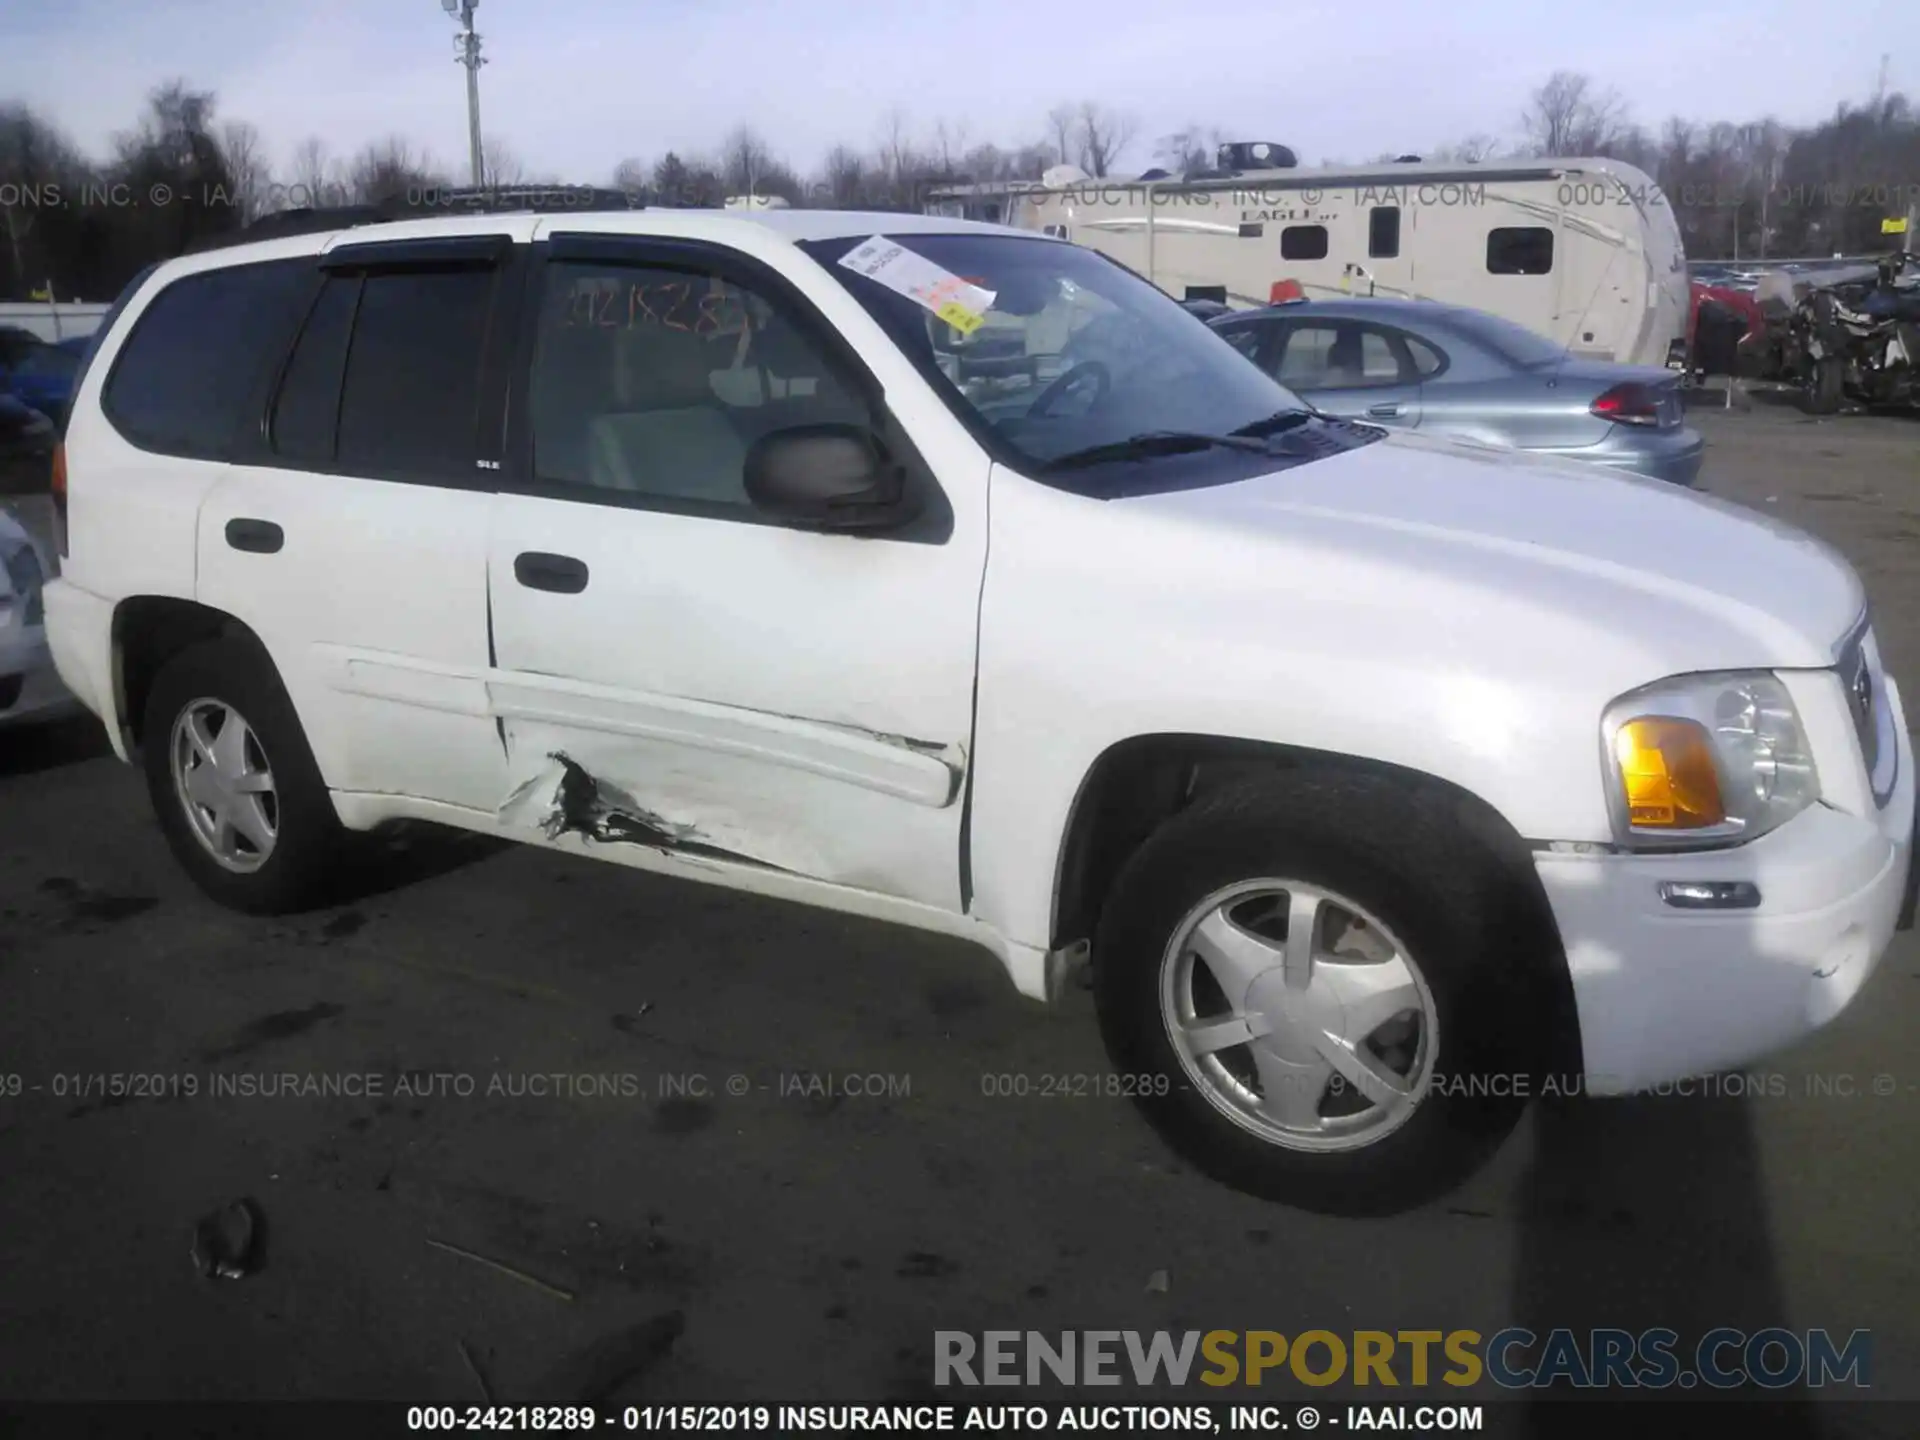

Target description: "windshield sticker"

left=839, top=236, right=997, bottom=335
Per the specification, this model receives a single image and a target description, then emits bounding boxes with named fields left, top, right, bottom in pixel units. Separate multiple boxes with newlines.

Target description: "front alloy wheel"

left=1161, top=879, right=1438, bottom=1152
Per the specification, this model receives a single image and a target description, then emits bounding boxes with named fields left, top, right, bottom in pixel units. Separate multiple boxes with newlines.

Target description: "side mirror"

left=743, top=423, right=912, bottom=531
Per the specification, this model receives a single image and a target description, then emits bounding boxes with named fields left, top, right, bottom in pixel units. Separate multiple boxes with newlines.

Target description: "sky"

left=1, top=0, right=1916, bottom=184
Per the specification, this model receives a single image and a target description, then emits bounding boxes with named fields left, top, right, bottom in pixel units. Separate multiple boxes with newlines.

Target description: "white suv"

left=43, top=206, right=1917, bottom=1214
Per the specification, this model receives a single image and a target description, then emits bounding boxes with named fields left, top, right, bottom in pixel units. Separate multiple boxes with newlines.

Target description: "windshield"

left=1433, top=306, right=1566, bottom=368
left=798, top=232, right=1310, bottom=471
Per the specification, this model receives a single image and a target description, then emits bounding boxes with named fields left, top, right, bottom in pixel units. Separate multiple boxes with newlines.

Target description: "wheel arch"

left=1047, top=732, right=1584, bottom=1075
left=112, top=596, right=272, bottom=755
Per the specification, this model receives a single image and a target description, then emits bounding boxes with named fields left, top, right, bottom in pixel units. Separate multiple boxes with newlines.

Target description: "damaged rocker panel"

left=498, top=752, right=787, bottom=869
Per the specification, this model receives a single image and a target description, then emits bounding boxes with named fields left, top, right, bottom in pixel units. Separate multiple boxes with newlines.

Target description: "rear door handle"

left=514, top=551, right=589, bottom=594
left=225, top=518, right=283, bottom=554
left=1367, top=402, right=1403, bottom=418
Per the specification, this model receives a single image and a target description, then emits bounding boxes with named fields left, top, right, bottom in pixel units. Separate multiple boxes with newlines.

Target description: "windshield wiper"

left=1041, top=430, right=1272, bottom=472
left=1229, top=408, right=1320, bottom=438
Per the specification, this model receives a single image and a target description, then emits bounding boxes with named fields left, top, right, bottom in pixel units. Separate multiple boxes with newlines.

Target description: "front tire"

left=1804, top=356, right=1845, bottom=415
left=1094, top=771, right=1547, bottom=1215
left=142, top=637, right=346, bottom=914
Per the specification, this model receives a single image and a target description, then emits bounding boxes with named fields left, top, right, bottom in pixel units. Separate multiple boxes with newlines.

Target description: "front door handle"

left=1367, top=402, right=1404, bottom=418
left=225, top=518, right=283, bottom=554
left=514, top=551, right=589, bottom=594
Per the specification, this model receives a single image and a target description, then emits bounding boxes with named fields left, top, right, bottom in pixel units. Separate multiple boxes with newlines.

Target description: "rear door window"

left=269, top=275, right=360, bottom=464
left=101, top=260, right=311, bottom=458
left=334, top=267, right=497, bottom=482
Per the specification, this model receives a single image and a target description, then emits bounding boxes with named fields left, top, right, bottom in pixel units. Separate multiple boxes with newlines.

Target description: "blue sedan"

left=1207, top=298, right=1705, bottom=486
left=0, top=335, right=87, bottom=429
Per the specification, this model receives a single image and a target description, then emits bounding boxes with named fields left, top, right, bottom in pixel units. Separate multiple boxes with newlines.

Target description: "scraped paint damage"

left=498, top=751, right=785, bottom=870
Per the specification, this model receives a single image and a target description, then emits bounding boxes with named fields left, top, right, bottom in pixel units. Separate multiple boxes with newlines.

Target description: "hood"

left=1124, top=427, right=1862, bottom=674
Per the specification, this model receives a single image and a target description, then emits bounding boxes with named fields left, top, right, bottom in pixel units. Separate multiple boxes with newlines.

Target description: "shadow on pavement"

left=1513, top=1090, right=1823, bottom=1438
left=331, top=821, right=513, bottom=902
left=0, top=713, right=112, bottom=778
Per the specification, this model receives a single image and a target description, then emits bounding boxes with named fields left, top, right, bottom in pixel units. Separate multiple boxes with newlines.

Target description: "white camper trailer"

left=926, top=149, right=1690, bottom=367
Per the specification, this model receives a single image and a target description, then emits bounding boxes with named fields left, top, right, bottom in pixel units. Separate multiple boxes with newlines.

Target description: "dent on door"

left=489, top=681, right=968, bottom=881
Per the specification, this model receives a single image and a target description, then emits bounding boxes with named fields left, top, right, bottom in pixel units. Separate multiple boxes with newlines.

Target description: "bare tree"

left=216, top=119, right=269, bottom=222
left=0, top=104, right=81, bottom=298
left=820, top=144, right=869, bottom=206
left=287, top=137, right=341, bottom=208
left=481, top=135, right=526, bottom=189
left=1075, top=102, right=1137, bottom=177
left=1521, top=70, right=1631, bottom=156
left=1046, top=105, right=1078, bottom=168
left=1432, top=133, right=1500, bottom=163
left=718, top=126, right=775, bottom=198
left=612, top=156, right=650, bottom=198
left=346, top=136, right=445, bottom=205
left=933, top=118, right=970, bottom=177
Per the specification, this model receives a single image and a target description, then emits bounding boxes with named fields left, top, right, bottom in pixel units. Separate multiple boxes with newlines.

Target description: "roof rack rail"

left=183, top=185, right=647, bottom=254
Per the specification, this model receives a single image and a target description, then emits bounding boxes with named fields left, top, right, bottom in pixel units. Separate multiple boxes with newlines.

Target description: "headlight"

left=1601, top=672, right=1820, bottom=848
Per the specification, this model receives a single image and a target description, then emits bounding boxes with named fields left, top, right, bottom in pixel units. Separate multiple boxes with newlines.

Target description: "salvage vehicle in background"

left=43, top=205, right=1916, bottom=1215
left=1209, top=297, right=1704, bottom=485
left=1786, top=251, right=1920, bottom=414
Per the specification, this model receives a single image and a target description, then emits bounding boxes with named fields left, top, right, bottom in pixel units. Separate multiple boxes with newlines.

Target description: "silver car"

left=1208, top=298, right=1705, bottom=486
left=1, top=505, right=71, bottom=731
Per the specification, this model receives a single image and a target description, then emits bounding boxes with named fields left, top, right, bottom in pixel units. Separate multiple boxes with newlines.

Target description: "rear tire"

left=1093, top=771, right=1547, bottom=1215
left=141, top=637, right=347, bottom=914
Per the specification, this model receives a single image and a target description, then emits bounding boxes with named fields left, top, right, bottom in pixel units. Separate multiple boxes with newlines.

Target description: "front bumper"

left=1536, top=675, right=1914, bottom=1095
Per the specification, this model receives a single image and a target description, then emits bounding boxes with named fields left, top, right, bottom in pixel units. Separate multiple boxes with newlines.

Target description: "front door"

left=485, top=235, right=988, bottom=912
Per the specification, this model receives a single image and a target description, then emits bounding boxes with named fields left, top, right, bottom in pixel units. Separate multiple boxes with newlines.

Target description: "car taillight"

left=51, top=442, right=68, bottom=557
left=1590, top=383, right=1663, bottom=427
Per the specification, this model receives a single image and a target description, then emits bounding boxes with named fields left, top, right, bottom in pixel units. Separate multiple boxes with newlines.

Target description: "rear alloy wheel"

left=170, top=699, right=280, bottom=874
left=142, top=637, right=346, bottom=913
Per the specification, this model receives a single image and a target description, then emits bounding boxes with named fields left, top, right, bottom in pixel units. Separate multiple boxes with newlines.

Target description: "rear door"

left=1266, top=318, right=1427, bottom=426
left=194, top=226, right=533, bottom=810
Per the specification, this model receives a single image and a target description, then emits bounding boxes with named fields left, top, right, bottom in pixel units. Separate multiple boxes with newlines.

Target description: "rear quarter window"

left=101, top=259, right=313, bottom=459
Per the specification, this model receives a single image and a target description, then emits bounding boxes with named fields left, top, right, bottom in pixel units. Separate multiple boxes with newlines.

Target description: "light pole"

left=441, top=0, right=485, bottom=188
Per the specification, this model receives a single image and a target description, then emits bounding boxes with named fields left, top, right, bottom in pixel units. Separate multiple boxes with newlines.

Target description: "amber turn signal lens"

left=1614, top=717, right=1726, bottom=828
left=51, top=442, right=66, bottom=501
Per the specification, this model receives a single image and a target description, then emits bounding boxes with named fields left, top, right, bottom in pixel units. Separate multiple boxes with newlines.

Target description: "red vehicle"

left=1682, top=281, right=1768, bottom=379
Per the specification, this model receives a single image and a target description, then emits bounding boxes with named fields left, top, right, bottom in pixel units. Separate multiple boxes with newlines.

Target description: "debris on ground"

left=427, top=1236, right=576, bottom=1302
left=1145, top=1268, right=1170, bottom=1293
left=535, top=1309, right=686, bottom=1403
left=191, top=1198, right=264, bottom=1280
